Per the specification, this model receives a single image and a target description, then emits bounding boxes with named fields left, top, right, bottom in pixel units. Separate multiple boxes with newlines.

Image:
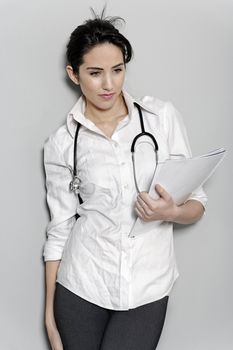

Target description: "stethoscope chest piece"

left=69, top=175, right=80, bottom=195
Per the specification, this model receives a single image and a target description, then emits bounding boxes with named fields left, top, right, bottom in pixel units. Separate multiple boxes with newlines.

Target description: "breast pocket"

left=77, top=137, right=114, bottom=191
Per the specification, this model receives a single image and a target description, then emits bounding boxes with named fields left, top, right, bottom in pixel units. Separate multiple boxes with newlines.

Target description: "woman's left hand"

left=135, top=184, right=178, bottom=222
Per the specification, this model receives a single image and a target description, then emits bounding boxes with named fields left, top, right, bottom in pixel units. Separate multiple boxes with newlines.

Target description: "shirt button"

left=123, top=184, right=129, bottom=189
left=121, top=161, right=126, bottom=166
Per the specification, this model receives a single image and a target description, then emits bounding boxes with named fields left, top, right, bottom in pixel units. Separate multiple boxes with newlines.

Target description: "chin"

left=97, top=98, right=118, bottom=108
left=98, top=103, right=115, bottom=111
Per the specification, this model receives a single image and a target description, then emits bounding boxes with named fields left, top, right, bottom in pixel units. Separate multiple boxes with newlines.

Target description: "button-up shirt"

left=43, top=89, right=207, bottom=310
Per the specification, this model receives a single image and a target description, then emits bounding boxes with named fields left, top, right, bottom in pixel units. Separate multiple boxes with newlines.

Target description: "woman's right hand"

left=46, top=323, right=63, bottom=350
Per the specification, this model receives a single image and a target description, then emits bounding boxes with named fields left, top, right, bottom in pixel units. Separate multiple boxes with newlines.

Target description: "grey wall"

left=0, top=0, right=232, bottom=349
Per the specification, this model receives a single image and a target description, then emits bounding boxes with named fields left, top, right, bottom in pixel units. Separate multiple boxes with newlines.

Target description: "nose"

left=102, top=73, right=113, bottom=91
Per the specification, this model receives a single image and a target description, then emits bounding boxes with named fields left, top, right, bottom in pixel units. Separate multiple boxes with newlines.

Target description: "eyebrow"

left=86, top=63, right=124, bottom=70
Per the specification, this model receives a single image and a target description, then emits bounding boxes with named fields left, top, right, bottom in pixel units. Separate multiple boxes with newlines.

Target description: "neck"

left=84, top=94, right=128, bottom=123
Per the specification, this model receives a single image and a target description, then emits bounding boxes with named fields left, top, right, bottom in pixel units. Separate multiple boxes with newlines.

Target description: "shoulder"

left=139, top=95, right=167, bottom=112
left=138, top=95, right=178, bottom=119
left=44, top=122, right=72, bottom=149
left=137, top=95, right=184, bottom=132
left=43, top=122, right=73, bottom=165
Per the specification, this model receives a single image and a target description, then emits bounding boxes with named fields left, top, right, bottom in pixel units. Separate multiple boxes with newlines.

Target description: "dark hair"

left=66, top=8, right=133, bottom=73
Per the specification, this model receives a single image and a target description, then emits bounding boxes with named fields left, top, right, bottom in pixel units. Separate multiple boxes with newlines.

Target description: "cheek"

left=118, top=74, right=126, bottom=88
left=80, top=78, right=100, bottom=94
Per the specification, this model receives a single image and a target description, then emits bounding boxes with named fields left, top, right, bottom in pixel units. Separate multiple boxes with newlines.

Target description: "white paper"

left=129, top=148, right=226, bottom=237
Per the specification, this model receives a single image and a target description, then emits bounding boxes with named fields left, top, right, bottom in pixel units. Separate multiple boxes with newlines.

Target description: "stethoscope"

left=69, top=102, right=159, bottom=199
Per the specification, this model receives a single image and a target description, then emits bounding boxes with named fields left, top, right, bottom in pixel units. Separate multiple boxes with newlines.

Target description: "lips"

left=98, top=93, right=115, bottom=100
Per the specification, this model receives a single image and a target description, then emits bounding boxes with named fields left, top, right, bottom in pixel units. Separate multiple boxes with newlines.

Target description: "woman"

left=43, top=10, right=207, bottom=350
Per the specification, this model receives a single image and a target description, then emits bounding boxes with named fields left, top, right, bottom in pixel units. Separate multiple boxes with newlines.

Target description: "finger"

left=155, top=184, right=171, bottom=202
left=135, top=207, right=143, bottom=219
left=137, top=195, right=147, bottom=208
left=135, top=207, right=149, bottom=222
left=136, top=197, right=153, bottom=216
left=138, top=192, right=155, bottom=210
left=135, top=199, right=146, bottom=215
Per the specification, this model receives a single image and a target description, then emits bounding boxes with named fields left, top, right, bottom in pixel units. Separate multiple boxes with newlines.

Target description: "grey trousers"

left=54, top=282, right=169, bottom=350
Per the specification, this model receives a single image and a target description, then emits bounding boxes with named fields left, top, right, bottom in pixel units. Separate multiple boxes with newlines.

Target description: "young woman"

left=43, top=11, right=207, bottom=350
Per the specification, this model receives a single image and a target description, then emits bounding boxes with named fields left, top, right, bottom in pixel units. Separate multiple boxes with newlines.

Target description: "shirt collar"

left=66, top=89, right=159, bottom=138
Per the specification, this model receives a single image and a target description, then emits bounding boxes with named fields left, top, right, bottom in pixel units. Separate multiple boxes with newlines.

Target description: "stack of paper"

left=129, top=148, right=226, bottom=237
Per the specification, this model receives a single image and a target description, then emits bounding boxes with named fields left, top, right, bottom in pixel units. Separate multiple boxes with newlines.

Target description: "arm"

left=171, top=199, right=204, bottom=224
left=45, top=261, right=64, bottom=350
left=135, top=101, right=207, bottom=224
left=164, top=101, right=208, bottom=213
left=45, top=260, right=60, bottom=329
left=43, top=134, right=78, bottom=349
left=43, top=135, right=77, bottom=261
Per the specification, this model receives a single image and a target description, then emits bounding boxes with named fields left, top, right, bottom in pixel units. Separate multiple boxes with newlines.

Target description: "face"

left=67, top=43, right=126, bottom=113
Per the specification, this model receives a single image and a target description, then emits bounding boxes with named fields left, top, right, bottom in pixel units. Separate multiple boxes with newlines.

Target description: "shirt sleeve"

left=43, top=135, right=78, bottom=261
left=164, top=101, right=208, bottom=209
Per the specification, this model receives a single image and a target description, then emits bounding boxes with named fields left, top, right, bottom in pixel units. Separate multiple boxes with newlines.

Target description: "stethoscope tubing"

left=70, top=102, right=159, bottom=196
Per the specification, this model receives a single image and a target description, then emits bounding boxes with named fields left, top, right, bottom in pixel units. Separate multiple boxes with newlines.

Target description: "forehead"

left=82, top=43, right=124, bottom=66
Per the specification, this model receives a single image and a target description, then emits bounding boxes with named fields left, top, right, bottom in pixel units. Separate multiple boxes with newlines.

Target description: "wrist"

left=168, top=204, right=182, bottom=222
left=45, top=319, right=56, bottom=331
left=45, top=311, right=56, bottom=329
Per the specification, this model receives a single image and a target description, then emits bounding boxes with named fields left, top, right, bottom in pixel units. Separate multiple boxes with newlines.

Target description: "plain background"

left=0, top=0, right=232, bottom=349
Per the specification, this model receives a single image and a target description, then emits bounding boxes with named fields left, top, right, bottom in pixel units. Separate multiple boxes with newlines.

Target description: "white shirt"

left=43, top=89, right=207, bottom=310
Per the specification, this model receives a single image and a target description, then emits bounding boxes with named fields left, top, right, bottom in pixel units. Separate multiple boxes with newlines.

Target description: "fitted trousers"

left=54, top=283, right=169, bottom=350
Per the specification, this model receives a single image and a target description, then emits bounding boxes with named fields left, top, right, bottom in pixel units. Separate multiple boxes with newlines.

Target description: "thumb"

left=155, top=184, right=170, bottom=201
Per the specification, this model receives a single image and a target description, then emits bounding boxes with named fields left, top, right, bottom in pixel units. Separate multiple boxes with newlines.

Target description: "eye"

left=90, top=71, right=101, bottom=76
left=114, top=68, right=123, bottom=73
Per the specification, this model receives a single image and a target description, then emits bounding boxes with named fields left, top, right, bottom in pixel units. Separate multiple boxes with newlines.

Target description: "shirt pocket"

left=77, top=137, right=114, bottom=191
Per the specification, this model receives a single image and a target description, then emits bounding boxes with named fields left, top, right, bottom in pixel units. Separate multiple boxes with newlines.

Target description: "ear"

left=66, top=65, right=79, bottom=85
